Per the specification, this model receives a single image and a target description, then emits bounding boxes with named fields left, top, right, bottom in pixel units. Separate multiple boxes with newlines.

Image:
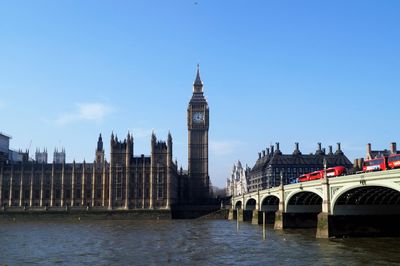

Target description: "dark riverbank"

left=0, top=205, right=223, bottom=221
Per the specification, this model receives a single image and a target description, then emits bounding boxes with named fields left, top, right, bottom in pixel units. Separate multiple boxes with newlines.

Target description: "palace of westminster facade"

left=0, top=67, right=210, bottom=209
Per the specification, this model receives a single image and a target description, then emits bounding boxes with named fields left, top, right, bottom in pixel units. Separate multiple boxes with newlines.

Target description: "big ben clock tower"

left=188, top=65, right=210, bottom=204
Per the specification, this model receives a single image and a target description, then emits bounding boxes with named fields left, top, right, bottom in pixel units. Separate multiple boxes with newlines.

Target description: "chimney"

left=390, top=142, right=397, bottom=154
left=258, top=152, right=261, bottom=159
left=315, top=142, right=324, bottom=155
left=262, top=150, right=266, bottom=157
left=270, top=145, right=274, bottom=154
left=367, top=143, right=371, bottom=154
left=353, top=159, right=359, bottom=170
left=266, top=148, right=270, bottom=155
left=275, top=142, right=280, bottom=151
left=329, top=145, right=333, bottom=155
left=335, top=142, right=344, bottom=155
left=293, top=142, right=301, bottom=155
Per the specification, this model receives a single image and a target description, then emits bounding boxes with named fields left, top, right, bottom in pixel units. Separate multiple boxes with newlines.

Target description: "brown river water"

left=0, top=219, right=399, bottom=265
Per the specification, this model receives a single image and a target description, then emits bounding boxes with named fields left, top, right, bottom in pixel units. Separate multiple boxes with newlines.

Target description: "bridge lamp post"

left=323, top=158, right=327, bottom=179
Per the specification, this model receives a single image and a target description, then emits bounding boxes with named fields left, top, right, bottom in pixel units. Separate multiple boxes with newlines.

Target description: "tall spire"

left=193, top=64, right=203, bottom=93
left=97, top=133, right=103, bottom=151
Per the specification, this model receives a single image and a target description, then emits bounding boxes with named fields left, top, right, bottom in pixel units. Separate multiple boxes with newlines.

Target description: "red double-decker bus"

left=326, top=166, right=346, bottom=177
left=309, top=170, right=324, bottom=180
left=298, top=173, right=311, bottom=182
left=363, top=157, right=387, bottom=172
left=298, top=166, right=347, bottom=183
left=388, top=154, right=400, bottom=169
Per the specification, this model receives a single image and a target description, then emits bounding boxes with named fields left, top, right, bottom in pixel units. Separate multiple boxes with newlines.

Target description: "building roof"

left=0, top=132, right=11, bottom=139
left=369, top=150, right=392, bottom=159
left=250, top=146, right=353, bottom=175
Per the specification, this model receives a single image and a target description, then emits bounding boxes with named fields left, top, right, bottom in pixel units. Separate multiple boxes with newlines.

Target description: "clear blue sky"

left=0, top=1, right=399, bottom=187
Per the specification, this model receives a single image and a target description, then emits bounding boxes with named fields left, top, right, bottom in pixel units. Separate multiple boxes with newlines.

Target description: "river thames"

left=0, top=219, right=399, bottom=265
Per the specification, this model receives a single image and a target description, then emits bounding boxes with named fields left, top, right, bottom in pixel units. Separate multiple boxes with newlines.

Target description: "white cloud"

left=210, top=140, right=242, bottom=156
left=54, top=103, right=113, bottom=126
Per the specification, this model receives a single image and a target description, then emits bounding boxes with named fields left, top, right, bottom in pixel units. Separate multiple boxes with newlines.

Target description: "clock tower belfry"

left=187, top=65, right=210, bottom=204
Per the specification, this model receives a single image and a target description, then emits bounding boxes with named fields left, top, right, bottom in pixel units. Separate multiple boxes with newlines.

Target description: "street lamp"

left=323, top=158, right=327, bottom=179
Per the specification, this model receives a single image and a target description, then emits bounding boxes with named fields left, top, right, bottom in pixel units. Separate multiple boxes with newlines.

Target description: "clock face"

left=193, top=112, right=204, bottom=123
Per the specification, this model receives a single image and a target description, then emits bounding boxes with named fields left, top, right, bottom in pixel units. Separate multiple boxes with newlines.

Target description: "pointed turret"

left=97, top=133, right=103, bottom=151
left=110, top=131, right=115, bottom=145
left=167, top=131, right=173, bottom=159
left=193, top=64, right=203, bottom=93
left=150, top=131, right=156, bottom=150
left=96, top=133, right=105, bottom=164
left=126, top=132, right=132, bottom=152
left=168, top=131, right=172, bottom=144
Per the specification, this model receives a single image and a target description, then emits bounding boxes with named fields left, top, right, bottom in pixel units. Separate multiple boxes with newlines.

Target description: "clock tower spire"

left=187, top=65, right=210, bottom=204
left=193, top=64, right=203, bottom=93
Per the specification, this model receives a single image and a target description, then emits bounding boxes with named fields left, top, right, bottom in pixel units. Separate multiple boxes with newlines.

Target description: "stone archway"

left=261, top=195, right=279, bottom=212
left=330, top=185, right=400, bottom=237
left=235, top=201, right=242, bottom=210
left=286, top=191, right=322, bottom=213
left=333, top=185, right=400, bottom=215
left=261, top=195, right=279, bottom=224
left=282, top=191, right=323, bottom=228
left=245, top=198, right=256, bottom=211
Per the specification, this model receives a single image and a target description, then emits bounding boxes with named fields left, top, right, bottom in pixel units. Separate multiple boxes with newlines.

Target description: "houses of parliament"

left=0, top=67, right=210, bottom=210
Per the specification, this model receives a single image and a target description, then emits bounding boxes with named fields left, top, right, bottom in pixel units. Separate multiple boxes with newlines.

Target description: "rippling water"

left=0, top=219, right=399, bottom=265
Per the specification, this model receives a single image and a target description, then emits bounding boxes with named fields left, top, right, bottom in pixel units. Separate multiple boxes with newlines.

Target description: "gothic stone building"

left=247, top=142, right=353, bottom=192
left=226, top=161, right=249, bottom=197
left=0, top=67, right=210, bottom=209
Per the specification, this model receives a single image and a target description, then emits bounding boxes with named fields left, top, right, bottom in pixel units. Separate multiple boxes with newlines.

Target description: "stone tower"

left=109, top=132, right=133, bottom=209
left=187, top=65, right=210, bottom=204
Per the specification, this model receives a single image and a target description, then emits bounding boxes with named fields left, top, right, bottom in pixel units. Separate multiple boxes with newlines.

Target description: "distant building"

left=0, top=133, right=28, bottom=164
left=0, top=133, right=11, bottom=163
left=0, top=133, right=10, bottom=153
left=366, top=142, right=397, bottom=160
left=35, top=148, right=48, bottom=164
left=354, top=142, right=398, bottom=171
left=226, top=161, right=249, bottom=197
left=247, top=142, right=353, bottom=192
left=53, top=148, right=66, bottom=164
left=0, top=67, right=211, bottom=209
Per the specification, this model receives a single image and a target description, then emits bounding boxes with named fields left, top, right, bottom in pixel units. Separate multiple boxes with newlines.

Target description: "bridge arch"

left=286, top=190, right=322, bottom=213
left=332, top=185, right=400, bottom=215
left=234, top=200, right=242, bottom=210
left=260, top=195, right=279, bottom=212
left=245, top=198, right=257, bottom=211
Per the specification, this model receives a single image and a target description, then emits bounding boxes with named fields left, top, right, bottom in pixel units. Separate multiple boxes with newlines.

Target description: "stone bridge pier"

left=273, top=177, right=331, bottom=237
left=228, top=193, right=263, bottom=225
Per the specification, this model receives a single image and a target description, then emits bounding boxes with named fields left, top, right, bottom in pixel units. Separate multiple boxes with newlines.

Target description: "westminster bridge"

left=230, top=168, right=400, bottom=238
